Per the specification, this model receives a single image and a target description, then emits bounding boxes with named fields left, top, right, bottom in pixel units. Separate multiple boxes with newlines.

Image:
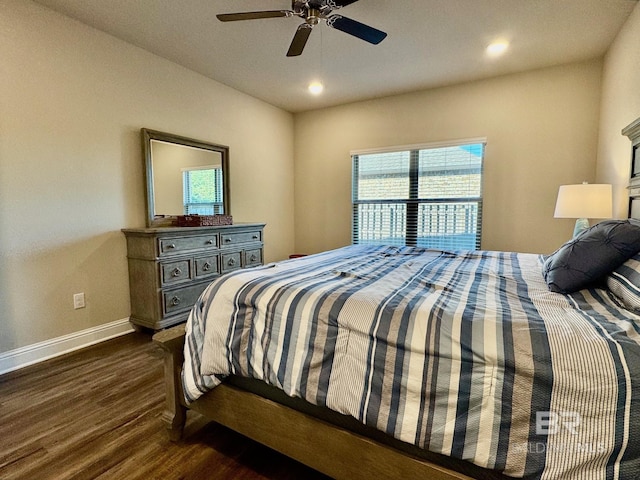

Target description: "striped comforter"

left=183, top=245, right=640, bottom=479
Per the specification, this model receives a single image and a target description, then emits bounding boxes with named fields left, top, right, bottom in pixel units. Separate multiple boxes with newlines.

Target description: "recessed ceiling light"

left=308, top=81, right=324, bottom=95
left=486, top=41, right=509, bottom=57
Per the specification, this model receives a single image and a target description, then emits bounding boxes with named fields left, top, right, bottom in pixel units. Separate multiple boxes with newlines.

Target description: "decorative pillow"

left=606, top=253, right=640, bottom=311
left=543, top=220, right=640, bottom=294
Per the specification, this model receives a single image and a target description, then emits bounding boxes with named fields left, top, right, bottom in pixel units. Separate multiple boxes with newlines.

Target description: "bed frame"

left=154, top=325, right=477, bottom=480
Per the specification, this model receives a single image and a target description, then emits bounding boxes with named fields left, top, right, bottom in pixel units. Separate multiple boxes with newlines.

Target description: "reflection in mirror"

left=142, top=129, right=229, bottom=227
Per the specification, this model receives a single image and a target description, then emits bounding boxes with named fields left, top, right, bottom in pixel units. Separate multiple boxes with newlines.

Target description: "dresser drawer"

left=159, top=235, right=218, bottom=256
left=160, top=259, right=191, bottom=285
left=195, top=254, right=219, bottom=279
left=244, top=248, right=262, bottom=267
left=221, top=251, right=242, bottom=273
left=220, top=230, right=261, bottom=246
left=163, top=283, right=209, bottom=316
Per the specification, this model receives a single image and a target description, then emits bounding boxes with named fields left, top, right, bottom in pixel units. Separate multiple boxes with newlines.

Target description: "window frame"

left=182, top=165, right=225, bottom=215
left=351, top=139, right=485, bottom=250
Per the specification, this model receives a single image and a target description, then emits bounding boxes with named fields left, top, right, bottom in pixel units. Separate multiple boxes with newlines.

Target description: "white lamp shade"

left=554, top=183, right=613, bottom=219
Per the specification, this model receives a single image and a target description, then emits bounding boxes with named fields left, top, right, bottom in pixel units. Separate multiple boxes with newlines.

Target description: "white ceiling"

left=33, top=0, right=638, bottom=113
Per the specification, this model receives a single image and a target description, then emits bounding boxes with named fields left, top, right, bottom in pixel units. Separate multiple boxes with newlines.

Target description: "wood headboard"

left=623, top=116, right=640, bottom=218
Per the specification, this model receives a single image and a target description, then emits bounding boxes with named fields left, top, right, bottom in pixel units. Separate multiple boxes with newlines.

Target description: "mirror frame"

left=142, top=128, right=230, bottom=227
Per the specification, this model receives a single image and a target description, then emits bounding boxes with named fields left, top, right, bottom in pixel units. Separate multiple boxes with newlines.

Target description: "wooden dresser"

left=122, top=223, right=265, bottom=330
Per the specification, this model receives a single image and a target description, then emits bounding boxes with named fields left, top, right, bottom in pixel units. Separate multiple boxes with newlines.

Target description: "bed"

left=154, top=221, right=640, bottom=480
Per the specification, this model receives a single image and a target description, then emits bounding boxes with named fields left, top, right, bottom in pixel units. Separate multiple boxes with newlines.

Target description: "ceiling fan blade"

left=287, top=24, right=313, bottom=57
left=326, top=0, right=360, bottom=9
left=217, top=11, right=291, bottom=22
left=326, top=15, right=387, bottom=44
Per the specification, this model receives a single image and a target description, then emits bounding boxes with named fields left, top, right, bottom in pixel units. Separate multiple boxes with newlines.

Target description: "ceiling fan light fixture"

left=308, top=81, right=324, bottom=95
left=486, top=41, right=509, bottom=57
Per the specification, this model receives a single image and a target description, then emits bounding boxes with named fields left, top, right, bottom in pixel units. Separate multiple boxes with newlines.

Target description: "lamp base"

left=573, top=218, right=590, bottom=237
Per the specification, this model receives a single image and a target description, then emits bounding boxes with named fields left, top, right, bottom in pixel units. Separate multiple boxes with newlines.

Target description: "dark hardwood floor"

left=0, top=332, right=331, bottom=480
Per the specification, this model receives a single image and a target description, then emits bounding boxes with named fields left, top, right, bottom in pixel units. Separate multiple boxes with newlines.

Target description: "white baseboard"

left=0, top=318, right=134, bottom=376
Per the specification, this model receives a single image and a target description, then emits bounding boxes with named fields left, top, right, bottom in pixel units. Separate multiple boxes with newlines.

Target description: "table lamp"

left=554, top=182, right=613, bottom=237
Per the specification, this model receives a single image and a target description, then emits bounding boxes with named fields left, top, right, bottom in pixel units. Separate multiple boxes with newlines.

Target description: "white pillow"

left=607, top=253, right=640, bottom=311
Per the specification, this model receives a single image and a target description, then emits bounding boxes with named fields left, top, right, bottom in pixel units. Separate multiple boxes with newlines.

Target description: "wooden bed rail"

left=152, top=324, right=188, bottom=441
left=151, top=323, right=475, bottom=480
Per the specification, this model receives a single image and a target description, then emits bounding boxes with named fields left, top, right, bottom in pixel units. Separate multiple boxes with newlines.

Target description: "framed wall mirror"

left=142, top=129, right=230, bottom=227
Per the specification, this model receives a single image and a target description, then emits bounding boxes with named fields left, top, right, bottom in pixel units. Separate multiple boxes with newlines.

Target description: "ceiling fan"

left=217, top=0, right=387, bottom=57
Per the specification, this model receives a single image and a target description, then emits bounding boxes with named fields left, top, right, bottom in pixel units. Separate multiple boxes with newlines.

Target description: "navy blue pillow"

left=543, top=220, right=640, bottom=293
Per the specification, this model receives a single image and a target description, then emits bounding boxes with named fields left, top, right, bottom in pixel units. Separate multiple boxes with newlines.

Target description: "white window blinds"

left=352, top=141, right=484, bottom=250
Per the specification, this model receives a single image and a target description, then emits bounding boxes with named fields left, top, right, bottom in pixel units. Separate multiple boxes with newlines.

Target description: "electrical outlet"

left=73, top=292, right=85, bottom=309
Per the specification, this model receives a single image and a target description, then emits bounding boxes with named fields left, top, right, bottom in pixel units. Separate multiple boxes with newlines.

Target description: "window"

left=352, top=140, right=484, bottom=250
left=183, top=166, right=224, bottom=214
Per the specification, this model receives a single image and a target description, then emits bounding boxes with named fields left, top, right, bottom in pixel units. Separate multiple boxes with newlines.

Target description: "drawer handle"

left=166, top=243, right=176, bottom=249
left=224, top=238, right=231, bottom=243
left=206, top=239, right=214, bottom=245
left=250, top=254, right=257, bottom=262
left=171, top=267, right=182, bottom=277
left=227, top=258, right=237, bottom=267
left=252, top=235, right=259, bottom=240
left=170, top=296, right=181, bottom=306
left=203, top=261, right=212, bottom=271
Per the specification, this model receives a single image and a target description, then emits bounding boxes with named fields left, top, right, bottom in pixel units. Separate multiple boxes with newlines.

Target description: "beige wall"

left=293, top=61, right=603, bottom=255
left=0, top=0, right=295, bottom=353
left=596, top=2, right=640, bottom=214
